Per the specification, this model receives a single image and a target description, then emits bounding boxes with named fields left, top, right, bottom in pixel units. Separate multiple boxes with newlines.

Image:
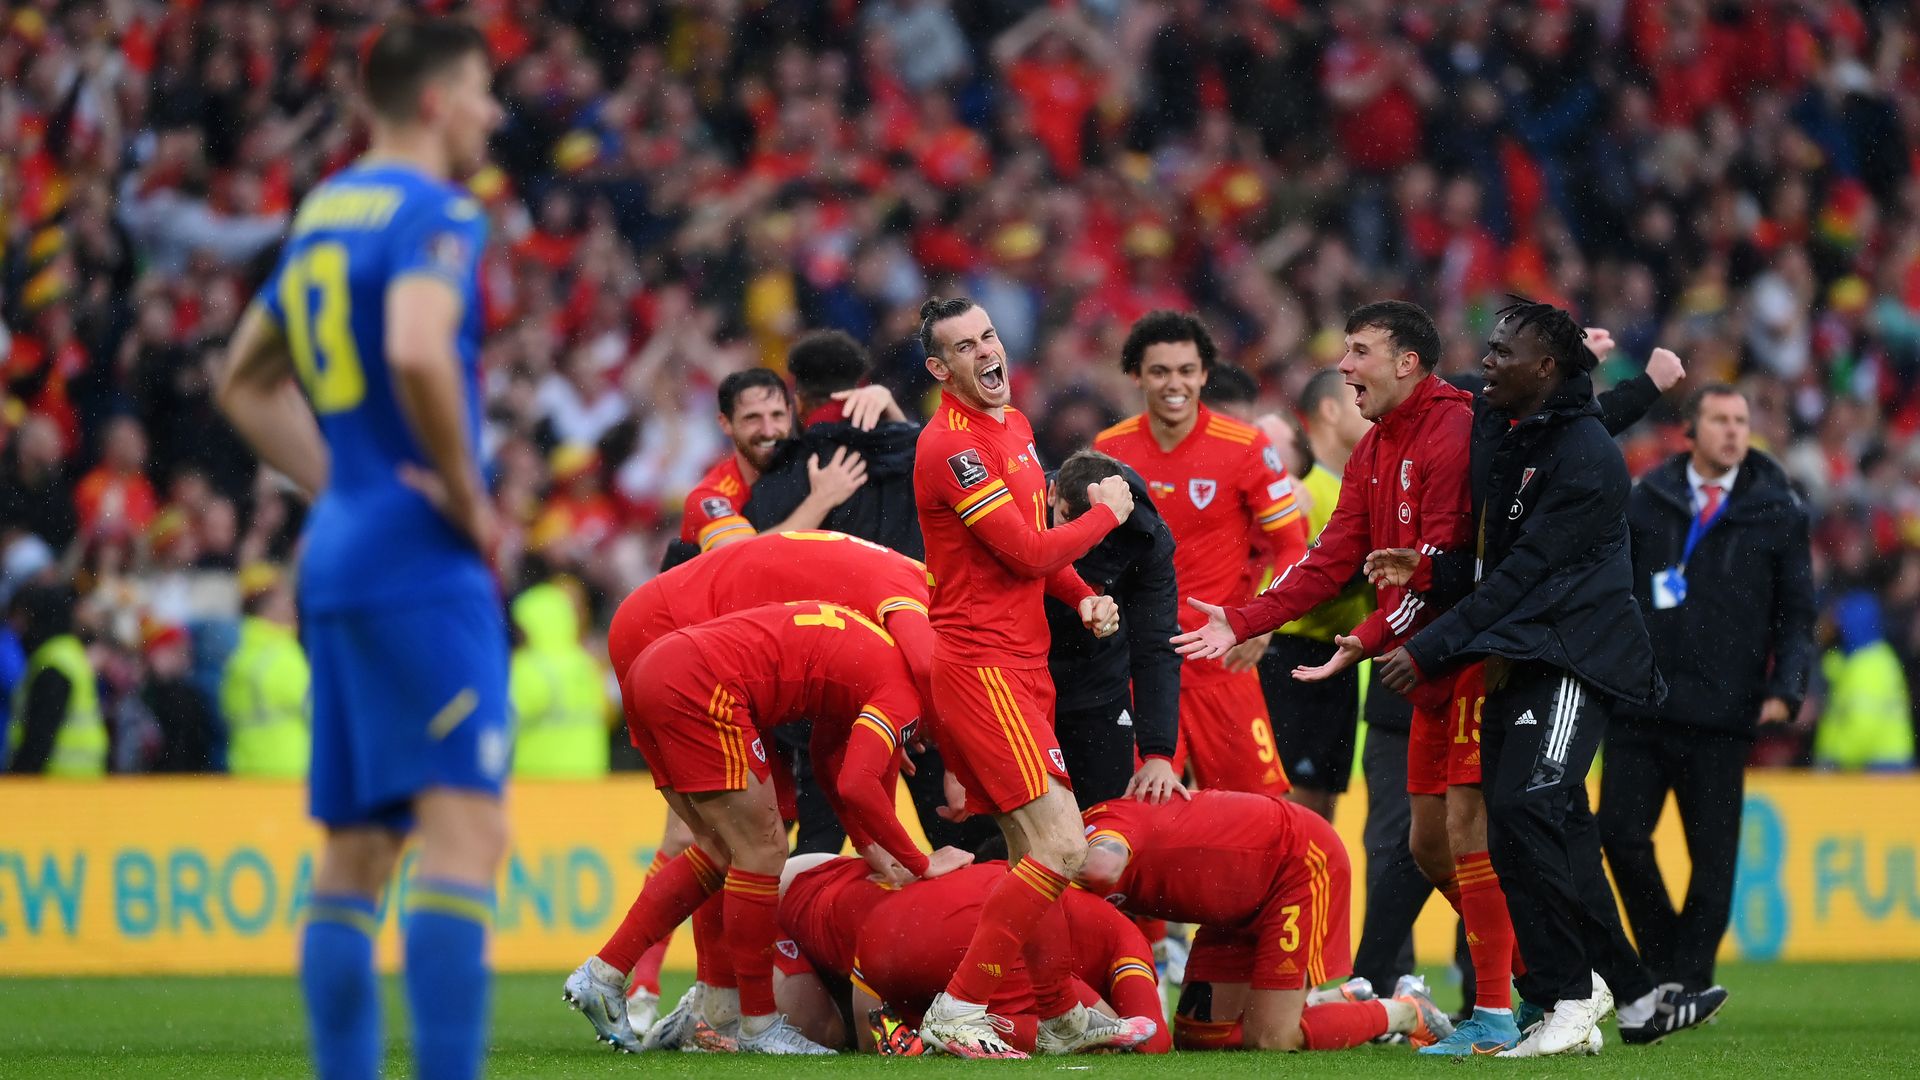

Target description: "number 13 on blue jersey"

left=279, top=241, right=367, bottom=414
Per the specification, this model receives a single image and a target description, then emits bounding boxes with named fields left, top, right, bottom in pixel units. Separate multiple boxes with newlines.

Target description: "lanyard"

left=1680, top=491, right=1728, bottom=570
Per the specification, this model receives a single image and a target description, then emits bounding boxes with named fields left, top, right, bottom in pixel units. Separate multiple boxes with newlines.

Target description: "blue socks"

left=301, top=893, right=382, bottom=1080
left=403, top=878, right=495, bottom=1080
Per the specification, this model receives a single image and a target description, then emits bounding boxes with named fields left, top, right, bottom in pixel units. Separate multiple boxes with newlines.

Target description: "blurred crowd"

left=1, top=0, right=1915, bottom=775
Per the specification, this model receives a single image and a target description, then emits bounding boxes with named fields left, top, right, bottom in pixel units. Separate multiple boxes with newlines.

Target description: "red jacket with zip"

left=1225, top=374, right=1474, bottom=709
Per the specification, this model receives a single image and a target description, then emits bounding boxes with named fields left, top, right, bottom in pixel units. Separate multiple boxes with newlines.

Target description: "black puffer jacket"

left=1043, top=463, right=1180, bottom=760
left=743, top=419, right=924, bottom=559
left=1620, top=451, right=1815, bottom=736
left=1407, top=370, right=1664, bottom=707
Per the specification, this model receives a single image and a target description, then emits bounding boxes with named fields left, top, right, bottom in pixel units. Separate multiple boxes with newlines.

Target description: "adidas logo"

left=976, top=963, right=1002, bottom=978
left=1515, top=710, right=1537, bottom=726
left=1274, top=959, right=1299, bottom=976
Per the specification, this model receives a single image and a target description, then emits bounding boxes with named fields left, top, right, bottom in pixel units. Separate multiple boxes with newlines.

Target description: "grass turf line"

left=1, top=962, right=1916, bottom=1077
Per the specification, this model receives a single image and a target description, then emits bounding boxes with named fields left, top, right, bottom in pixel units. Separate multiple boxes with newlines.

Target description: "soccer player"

left=1171, top=301, right=1521, bottom=1052
left=1375, top=300, right=1719, bottom=1055
left=911, top=296, right=1154, bottom=1057
left=1095, top=311, right=1309, bottom=797
left=680, top=368, right=874, bottom=552
left=613, top=601, right=969, bottom=1055
left=216, top=19, right=506, bottom=1080
left=1076, top=790, right=1453, bottom=1051
left=773, top=854, right=1171, bottom=1055
left=570, top=529, right=935, bottom=1048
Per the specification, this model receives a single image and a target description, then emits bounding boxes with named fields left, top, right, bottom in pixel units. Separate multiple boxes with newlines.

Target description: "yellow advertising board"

left=0, top=773, right=1915, bottom=975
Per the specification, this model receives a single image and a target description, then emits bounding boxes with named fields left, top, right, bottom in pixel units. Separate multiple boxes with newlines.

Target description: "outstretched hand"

left=1171, top=598, right=1238, bottom=660
left=1363, top=548, right=1421, bottom=588
left=1293, top=634, right=1365, bottom=683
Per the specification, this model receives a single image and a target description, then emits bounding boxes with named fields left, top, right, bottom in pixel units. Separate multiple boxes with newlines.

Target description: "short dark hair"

left=361, top=18, right=490, bottom=122
left=918, top=297, right=978, bottom=357
left=1494, top=296, right=1597, bottom=375
left=1053, top=450, right=1129, bottom=522
left=1345, top=300, right=1441, bottom=372
left=1121, top=310, right=1217, bottom=376
left=788, top=330, right=871, bottom=400
left=1686, top=382, right=1746, bottom=425
left=1298, top=368, right=1350, bottom=423
left=1202, top=363, right=1259, bottom=407
left=716, top=368, right=792, bottom=419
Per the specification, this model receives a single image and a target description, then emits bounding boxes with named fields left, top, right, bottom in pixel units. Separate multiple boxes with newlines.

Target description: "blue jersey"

left=258, top=163, right=494, bottom=614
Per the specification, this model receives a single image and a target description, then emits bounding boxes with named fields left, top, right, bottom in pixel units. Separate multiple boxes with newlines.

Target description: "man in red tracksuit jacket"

left=1173, top=300, right=1522, bottom=1048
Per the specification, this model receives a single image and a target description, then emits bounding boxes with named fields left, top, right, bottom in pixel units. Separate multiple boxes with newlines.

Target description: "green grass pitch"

left=3, top=962, right=1916, bottom=1077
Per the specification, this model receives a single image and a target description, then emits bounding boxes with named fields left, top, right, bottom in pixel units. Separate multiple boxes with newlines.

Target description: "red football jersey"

left=661, top=602, right=926, bottom=873
left=914, top=391, right=1117, bottom=667
left=777, top=855, right=895, bottom=978
left=1096, top=406, right=1309, bottom=683
left=1079, top=790, right=1308, bottom=927
left=608, top=530, right=932, bottom=686
left=680, top=455, right=754, bottom=551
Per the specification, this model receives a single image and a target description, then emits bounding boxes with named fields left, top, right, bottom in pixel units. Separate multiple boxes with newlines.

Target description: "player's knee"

left=1407, top=826, right=1452, bottom=884
left=316, top=828, right=405, bottom=896
left=1444, top=792, right=1487, bottom=855
left=1244, top=1023, right=1304, bottom=1052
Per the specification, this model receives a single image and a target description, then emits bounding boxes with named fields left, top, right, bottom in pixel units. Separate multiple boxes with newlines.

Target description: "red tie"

left=1699, top=483, right=1724, bottom=526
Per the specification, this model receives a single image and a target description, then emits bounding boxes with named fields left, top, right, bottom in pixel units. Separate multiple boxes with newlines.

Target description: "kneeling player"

left=772, top=854, right=1170, bottom=1055
left=1077, top=790, right=1453, bottom=1051
left=575, top=602, right=963, bottom=1055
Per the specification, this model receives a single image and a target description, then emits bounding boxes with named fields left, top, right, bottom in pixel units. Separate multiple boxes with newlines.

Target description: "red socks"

left=1299, top=1000, right=1390, bottom=1050
left=722, top=868, right=783, bottom=1016
left=1174, top=1017, right=1243, bottom=1050
left=1024, top=897, right=1077, bottom=1018
left=693, top=891, right=734, bottom=988
left=1455, top=850, right=1518, bottom=1010
left=595, top=846, right=723, bottom=974
left=946, top=857, right=1068, bottom=1006
left=628, top=939, right=668, bottom=997
left=1437, top=874, right=1463, bottom=915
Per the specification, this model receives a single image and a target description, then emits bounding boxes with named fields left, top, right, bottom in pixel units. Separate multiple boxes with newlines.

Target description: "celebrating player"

left=1095, top=311, right=1309, bottom=796
left=566, top=529, right=937, bottom=1049
left=770, top=854, right=1170, bottom=1055
left=217, top=19, right=507, bottom=1080
left=607, top=601, right=967, bottom=1055
left=910, top=297, right=1155, bottom=1057
left=1076, top=790, right=1453, bottom=1051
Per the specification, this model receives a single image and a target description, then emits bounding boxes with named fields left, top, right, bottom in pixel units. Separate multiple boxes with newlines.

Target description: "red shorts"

left=1175, top=673, right=1291, bottom=796
left=1407, top=662, right=1487, bottom=796
left=1184, top=811, right=1352, bottom=991
left=772, top=937, right=815, bottom=979
left=928, top=659, right=1070, bottom=816
left=624, top=633, right=772, bottom=795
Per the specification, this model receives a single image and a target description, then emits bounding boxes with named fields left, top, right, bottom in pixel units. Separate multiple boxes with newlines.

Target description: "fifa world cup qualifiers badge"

left=947, top=449, right=989, bottom=489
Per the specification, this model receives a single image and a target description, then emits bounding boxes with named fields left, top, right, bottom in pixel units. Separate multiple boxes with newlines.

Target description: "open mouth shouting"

left=978, top=359, right=1006, bottom=393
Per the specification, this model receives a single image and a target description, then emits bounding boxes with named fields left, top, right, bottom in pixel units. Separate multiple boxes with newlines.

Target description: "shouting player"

left=911, top=297, right=1155, bottom=1057
left=217, top=19, right=506, bottom=1080
left=613, top=601, right=969, bottom=1055
left=568, top=529, right=936, bottom=1049
left=1077, top=790, right=1453, bottom=1051
left=773, top=854, right=1170, bottom=1054
left=1096, top=311, right=1309, bottom=796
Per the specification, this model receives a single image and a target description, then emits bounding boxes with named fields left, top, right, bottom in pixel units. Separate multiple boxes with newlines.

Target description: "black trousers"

left=1482, top=661, right=1654, bottom=1006
left=1352, top=723, right=1423, bottom=988
left=1054, top=692, right=1140, bottom=811
left=1260, top=635, right=1361, bottom=795
left=1598, top=719, right=1748, bottom=991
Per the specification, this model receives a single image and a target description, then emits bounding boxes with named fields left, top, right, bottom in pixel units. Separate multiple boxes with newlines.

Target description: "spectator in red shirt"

left=73, top=416, right=158, bottom=542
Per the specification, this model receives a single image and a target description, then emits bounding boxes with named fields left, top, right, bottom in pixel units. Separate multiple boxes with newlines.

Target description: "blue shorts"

left=303, top=593, right=510, bottom=830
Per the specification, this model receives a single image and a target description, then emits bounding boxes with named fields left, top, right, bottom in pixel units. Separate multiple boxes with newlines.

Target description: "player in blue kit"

left=217, top=19, right=506, bottom=1080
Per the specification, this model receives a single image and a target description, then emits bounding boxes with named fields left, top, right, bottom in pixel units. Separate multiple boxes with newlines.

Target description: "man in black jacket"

left=1602, top=384, right=1814, bottom=997
left=1042, top=450, right=1184, bottom=808
left=743, top=330, right=925, bottom=559
left=1377, top=300, right=1720, bottom=1055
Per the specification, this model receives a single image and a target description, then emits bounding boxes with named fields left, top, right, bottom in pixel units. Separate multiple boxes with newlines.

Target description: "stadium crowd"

left=1, top=0, right=1916, bottom=775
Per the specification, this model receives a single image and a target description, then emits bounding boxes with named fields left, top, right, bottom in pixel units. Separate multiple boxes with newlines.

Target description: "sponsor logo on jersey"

left=1519, top=467, right=1537, bottom=492
left=1516, top=709, right=1537, bottom=726
left=1189, top=478, right=1217, bottom=509
left=946, top=448, right=989, bottom=488
left=426, top=231, right=472, bottom=276
left=1399, top=502, right=1411, bottom=524
left=1267, top=478, right=1292, bottom=500
left=700, top=496, right=734, bottom=520
left=1401, top=459, right=1413, bottom=490
left=1274, top=958, right=1300, bottom=976
left=1509, top=499, right=1525, bottom=521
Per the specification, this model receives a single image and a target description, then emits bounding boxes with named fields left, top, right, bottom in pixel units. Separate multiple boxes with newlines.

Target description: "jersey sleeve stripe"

left=954, top=478, right=1010, bottom=514
left=1110, top=959, right=1156, bottom=986
left=960, top=490, right=1014, bottom=526
left=854, top=712, right=900, bottom=754
left=697, top=516, right=753, bottom=550
left=876, top=596, right=929, bottom=617
left=1086, top=828, right=1133, bottom=854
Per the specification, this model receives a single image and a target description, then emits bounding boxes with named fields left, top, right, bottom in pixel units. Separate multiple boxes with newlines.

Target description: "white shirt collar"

left=1686, top=460, right=1739, bottom=513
